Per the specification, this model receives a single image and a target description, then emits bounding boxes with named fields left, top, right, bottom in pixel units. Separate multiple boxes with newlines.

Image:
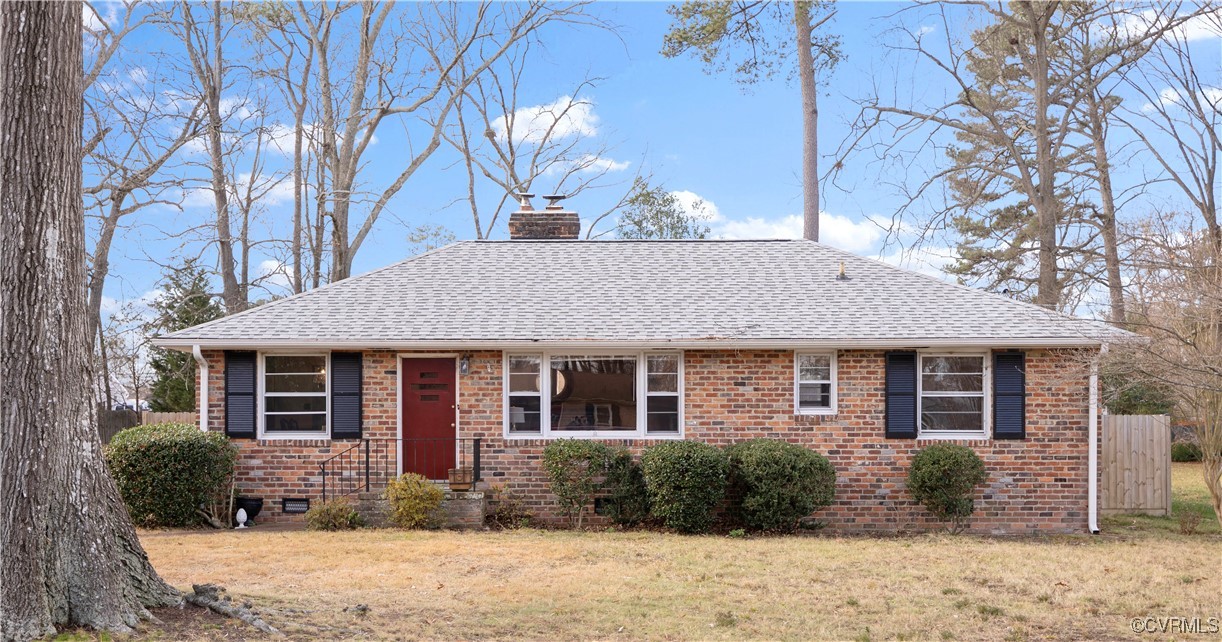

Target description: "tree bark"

left=0, top=3, right=180, bottom=640
left=795, top=1, right=819, bottom=242
left=1023, top=1, right=1061, bottom=309
left=1083, top=89, right=1125, bottom=325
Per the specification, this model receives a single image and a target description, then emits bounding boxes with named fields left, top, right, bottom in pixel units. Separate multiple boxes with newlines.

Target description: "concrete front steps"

left=354, top=485, right=485, bottom=530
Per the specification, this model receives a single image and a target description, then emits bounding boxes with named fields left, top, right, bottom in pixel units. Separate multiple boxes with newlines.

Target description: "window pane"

left=265, top=373, right=326, bottom=393
left=799, top=382, right=831, bottom=409
left=508, top=397, right=541, bottom=433
left=647, top=355, right=679, bottom=374
left=508, top=373, right=539, bottom=393
left=922, top=373, right=983, bottom=393
left=508, top=356, right=540, bottom=375
left=798, top=354, right=831, bottom=381
left=551, top=356, right=636, bottom=431
left=921, top=396, right=984, bottom=431
left=646, top=396, right=679, bottom=433
left=921, top=356, right=983, bottom=374
left=264, top=412, right=326, bottom=433
left=266, top=396, right=327, bottom=413
left=648, top=373, right=678, bottom=393
left=266, top=355, right=325, bottom=374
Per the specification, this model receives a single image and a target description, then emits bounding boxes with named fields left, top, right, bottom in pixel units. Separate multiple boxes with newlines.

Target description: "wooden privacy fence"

left=142, top=411, right=198, bottom=425
left=97, top=410, right=199, bottom=444
left=1101, top=414, right=1171, bottom=516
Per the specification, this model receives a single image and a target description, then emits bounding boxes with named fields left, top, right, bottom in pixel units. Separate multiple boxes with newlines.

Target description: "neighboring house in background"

left=153, top=198, right=1126, bottom=533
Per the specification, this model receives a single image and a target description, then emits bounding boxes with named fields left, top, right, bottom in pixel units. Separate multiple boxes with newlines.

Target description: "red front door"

left=400, top=358, right=457, bottom=480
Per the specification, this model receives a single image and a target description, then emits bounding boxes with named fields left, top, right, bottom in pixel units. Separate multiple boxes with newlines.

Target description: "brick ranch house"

left=153, top=199, right=1127, bottom=534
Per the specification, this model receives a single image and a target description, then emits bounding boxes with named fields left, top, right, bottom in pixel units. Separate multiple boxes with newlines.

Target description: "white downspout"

left=1088, top=344, right=1103, bottom=534
left=193, top=345, right=209, bottom=433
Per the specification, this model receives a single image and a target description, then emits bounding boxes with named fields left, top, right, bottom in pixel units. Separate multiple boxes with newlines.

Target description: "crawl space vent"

left=282, top=498, right=310, bottom=514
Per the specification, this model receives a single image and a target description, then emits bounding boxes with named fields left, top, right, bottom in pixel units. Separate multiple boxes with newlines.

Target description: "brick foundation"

left=199, top=347, right=1097, bottom=533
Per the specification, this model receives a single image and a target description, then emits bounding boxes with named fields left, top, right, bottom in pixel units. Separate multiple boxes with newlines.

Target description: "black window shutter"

left=224, top=351, right=257, bottom=439
left=885, top=351, right=918, bottom=439
left=330, top=352, right=363, bottom=440
left=993, top=351, right=1026, bottom=440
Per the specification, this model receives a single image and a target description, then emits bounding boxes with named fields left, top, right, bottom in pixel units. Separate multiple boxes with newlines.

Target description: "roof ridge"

left=159, top=241, right=473, bottom=341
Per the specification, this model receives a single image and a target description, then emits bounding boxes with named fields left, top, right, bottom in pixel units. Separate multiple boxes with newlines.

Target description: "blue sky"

left=93, top=1, right=1221, bottom=318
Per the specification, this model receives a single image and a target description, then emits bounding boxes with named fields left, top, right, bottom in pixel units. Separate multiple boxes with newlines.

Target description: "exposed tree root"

left=183, top=584, right=282, bottom=636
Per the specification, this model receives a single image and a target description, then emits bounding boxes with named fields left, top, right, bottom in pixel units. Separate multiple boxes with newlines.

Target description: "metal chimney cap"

left=514, top=192, right=536, bottom=209
left=543, top=194, right=568, bottom=209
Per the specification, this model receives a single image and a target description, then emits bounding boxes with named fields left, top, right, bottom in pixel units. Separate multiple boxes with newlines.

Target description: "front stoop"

left=354, top=488, right=485, bottom=530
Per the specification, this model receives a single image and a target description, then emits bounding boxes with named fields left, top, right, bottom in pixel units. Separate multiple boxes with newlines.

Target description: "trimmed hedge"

left=105, top=422, right=237, bottom=527
left=907, top=444, right=987, bottom=532
left=726, top=439, right=836, bottom=532
left=542, top=440, right=615, bottom=528
left=1171, top=441, right=1203, bottom=462
left=641, top=441, right=728, bottom=533
left=602, top=447, right=651, bottom=527
left=385, top=473, right=444, bottom=529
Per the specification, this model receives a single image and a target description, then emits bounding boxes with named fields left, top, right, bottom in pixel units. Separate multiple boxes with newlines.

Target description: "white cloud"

left=493, top=95, right=599, bottom=144
left=544, top=153, right=630, bottom=177
left=257, top=259, right=293, bottom=290
left=670, top=190, right=721, bottom=222
left=714, top=210, right=883, bottom=253
left=1141, top=85, right=1222, bottom=112
left=1115, top=9, right=1222, bottom=43
left=916, top=25, right=936, bottom=37
left=879, top=244, right=957, bottom=280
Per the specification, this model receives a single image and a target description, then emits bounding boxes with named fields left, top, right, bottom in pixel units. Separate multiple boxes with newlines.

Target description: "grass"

left=1103, top=462, right=1220, bottom=535
left=123, top=464, right=1220, bottom=641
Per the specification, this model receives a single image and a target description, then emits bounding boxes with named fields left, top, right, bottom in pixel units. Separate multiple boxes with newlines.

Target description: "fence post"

left=364, top=440, right=371, bottom=493
left=321, top=463, right=327, bottom=503
left=472, top=438, right=481, bottom=481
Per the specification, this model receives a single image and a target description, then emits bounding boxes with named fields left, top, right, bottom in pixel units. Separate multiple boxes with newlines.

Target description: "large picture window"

left=504, top=352, right=682, bottom=438
left=262, top=354, right=328, bottom=436
left=919, top=354, right=987, bottom=436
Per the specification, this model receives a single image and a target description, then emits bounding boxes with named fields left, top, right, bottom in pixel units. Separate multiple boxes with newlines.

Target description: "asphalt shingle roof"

left=156, top=239, right=1126, bottom=348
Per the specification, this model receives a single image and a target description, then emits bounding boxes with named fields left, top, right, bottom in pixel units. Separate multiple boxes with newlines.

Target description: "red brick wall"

left=199, top=348, right=1098, bottom=533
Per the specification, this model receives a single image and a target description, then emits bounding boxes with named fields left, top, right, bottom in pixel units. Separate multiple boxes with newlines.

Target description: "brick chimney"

left=508, top=193, right=580, bottom=240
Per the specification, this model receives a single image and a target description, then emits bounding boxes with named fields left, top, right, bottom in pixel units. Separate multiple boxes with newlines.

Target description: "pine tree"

left=147, top=259, right=223, bottom=412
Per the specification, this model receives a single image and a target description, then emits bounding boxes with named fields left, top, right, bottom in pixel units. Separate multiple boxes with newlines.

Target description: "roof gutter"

left=192, top=345, right=209, bottom=433
left=153, top=337, right=1110, bottom=351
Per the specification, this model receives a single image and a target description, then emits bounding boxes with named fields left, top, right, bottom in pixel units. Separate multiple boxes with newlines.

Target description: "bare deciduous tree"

left=1121, top=218, right=1222, bottom=528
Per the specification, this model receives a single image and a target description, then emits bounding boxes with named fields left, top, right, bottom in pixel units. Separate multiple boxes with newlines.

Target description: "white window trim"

left=258, top=351, right=330, bottom=440
left=917, top=351, right=990, bottom=440
left=794, top=351, right=838, bottom=415
left=502, top=351, right=685, bottom=440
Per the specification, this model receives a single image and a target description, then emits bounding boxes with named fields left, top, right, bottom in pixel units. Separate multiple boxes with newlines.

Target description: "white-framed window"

left=503, top=351, right=683, bottom=439
left=795, top=351, right=837, bottom=415
left=260, top=353, right=329, bottom=438
left=918, top=353, right=989, bottom=439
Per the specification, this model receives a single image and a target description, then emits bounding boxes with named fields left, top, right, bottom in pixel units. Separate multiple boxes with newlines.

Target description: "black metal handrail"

left=320, top=437, right=481, bottom=502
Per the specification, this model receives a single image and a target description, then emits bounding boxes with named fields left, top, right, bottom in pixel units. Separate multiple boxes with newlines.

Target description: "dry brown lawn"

left=125, top=465, right=1221, bottom=642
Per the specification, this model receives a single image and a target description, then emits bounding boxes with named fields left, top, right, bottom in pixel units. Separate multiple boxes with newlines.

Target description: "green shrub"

left=385, top=473, right=444, bottom=529
left=726, top=439, right=836, bottom=532
left=640, top=441, right=728, bottom=533
left=1171, top=441, right=1203, bottom=462
left=105, top=422, right=237, bottom=527
left=541, top=440, right=615, bottom=528
left=485, top=483, right=534, bottom=530
left=602, top=448, right=651, bottom=527
left=906, top=444, right=988, bottom=533
left=305, top=498, right=364, bottom=531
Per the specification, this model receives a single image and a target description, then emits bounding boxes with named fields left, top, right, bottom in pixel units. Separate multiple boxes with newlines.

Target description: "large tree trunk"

left=1024, top=2, right=1061, bottom=309
left=795, top=1, right=819, bottom=243
left=1084, top=89, right=1125, bottom=325
left=0, top=3, right=180, bottom=640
